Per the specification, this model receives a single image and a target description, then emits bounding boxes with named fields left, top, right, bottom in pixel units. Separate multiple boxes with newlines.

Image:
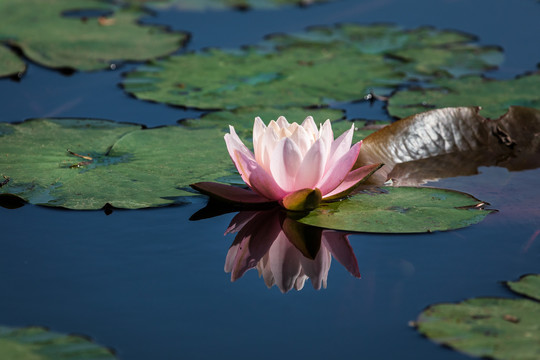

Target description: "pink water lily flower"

left=191, top=116, right=381, bottom=211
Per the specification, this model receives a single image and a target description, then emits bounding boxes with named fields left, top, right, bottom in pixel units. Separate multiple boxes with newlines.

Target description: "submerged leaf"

left=0, top=325, right=117, bottom=359
left=416, top=274, right=540, bottom=360
left=296, top=186, right=494, bottom=233
left=0, top=0, right=187, bottom=71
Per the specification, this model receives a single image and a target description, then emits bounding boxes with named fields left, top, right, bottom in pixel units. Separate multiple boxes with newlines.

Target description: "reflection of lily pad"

left=387, top=73, right=540, bottom=119
left=0, top=0, right=187, bottom=72
left=0, top=45, right=25, bottom=78
left=296, top=186, right=493, bottom=233
left=121, top=0, right=336, bottom=10
left=0, top=325, right=117, bottom=359
left=0, top=119, right=232, bottom=209
left=123, top=24, right=501, bottom=110
left=415, top=274, right=540, bottom=360
left=356, top=106, right=540, bottom=185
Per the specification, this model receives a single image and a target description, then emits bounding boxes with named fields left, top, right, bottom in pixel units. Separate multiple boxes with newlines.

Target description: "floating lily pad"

left=181, top=106, right=367, bottom=141
left=121, top=0, right=336, bottom=10
left=0, top=45, right=25, bottom=78
left=0, top=109, right=376, bottom=210
left=416, top=274, right=540, bottom=360
left=123, top=24, right=501, bottom=109
left=296, top=186, right=493, bottom=233
left=0, top=118, right=233, bottom=209
left=0, top=0, right=187, bottom=72
left=507, top=274, right=540, bottom=301
left=356, top=106, right=540, bottom=185
left=0, top=325, right=116, bottom=359
left=387, top=73, right=540, bottom=119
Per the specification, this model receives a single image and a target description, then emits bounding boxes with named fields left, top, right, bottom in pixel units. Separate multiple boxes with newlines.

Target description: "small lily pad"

left=0, top=0, right=187, bottom=72
left=0, top=45, right=25, bottom=78
left=387, top=73, right=540, bottom=119
left=416, top=274, right=540, bottom=360
left=507, top=274, right=540, bottom=301
left=296, top=186, right=494, bottom=233
left=123, top=24, right=501, bottom=110
left=0, top=325, right=117, bottom=359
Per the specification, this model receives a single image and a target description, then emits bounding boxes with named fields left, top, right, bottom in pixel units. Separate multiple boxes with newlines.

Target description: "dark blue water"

left=1, top=0, right=539, bottom=359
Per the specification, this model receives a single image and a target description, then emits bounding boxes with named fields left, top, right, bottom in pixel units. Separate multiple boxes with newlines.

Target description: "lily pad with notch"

left=295, top=186, right=494, bottom=233
left=0, top=118, right=234, bottom=209
left=415, top=274, right=540, bottom=360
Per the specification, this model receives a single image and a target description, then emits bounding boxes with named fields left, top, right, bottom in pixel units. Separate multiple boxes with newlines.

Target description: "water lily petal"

left=252, top=116, right=266, bottom=155
left=318, top=141, right=361, bottom=195
left=319, top=119, right=334, bottom=147
left=289, top=124, right=312, bottom=157
left=256, top=126, right=279, bottom=172
left=301, top=116, right=318, bottom=140
left=294, top=137, right=328, bottom=190
left=225, top=126, right=256, bottom=185
left=268, top=120, right=280, bottom=133
left=235, top=150, right=287, bottom=201
left=323, top=163, right=383, bottom=199
left=270, top=138, right=303, bottom=192
left=276, top=115, right=289, bottom=129
left=326, top=124, right=354, bottom=172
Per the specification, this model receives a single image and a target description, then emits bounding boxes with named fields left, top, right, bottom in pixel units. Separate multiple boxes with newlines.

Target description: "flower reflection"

left=224, top=208, right=360, bottom=293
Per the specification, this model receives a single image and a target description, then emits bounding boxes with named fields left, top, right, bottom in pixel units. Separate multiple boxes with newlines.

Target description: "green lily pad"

left=0, top=325, right=116, bottom=359
left=0, top=45, right=25, bottom=78
left=387, top=73, right=540, bottom=119
left=123, top=24, right=501, bottom=110
left=121, top=0, right=336, bottom=10
left=507, top=274, right=540, bottom=301
left=0, top=118, right=232, bottom=209
left=0, top=109, right=376, bottom=210
left=182, top=106, right=345, bottom=136
left=296, top=186, right=493, bottom=233
left=415, top=274, right=540, bottom=360
left=183, top=106, right=378, bottom=146
left=0, top=0, right=187, bottom=72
